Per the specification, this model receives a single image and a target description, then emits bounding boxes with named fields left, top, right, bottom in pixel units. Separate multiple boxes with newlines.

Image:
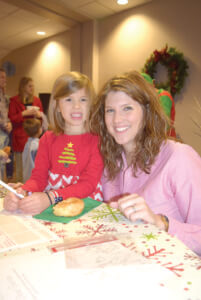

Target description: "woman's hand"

left=18, top=192, right=50, bottom=215
left=35, top=110, right=42, bottom=118
left=22, top=108, right=39, bottom=117
left=109, top=194, right=165, bottom=230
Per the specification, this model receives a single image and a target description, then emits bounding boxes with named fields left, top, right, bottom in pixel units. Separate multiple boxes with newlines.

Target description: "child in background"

left=22, top=119, right=42, bottom=182
left=0, top=147, right=10, bottom=179
left=4, top=71, right=103, bottom=215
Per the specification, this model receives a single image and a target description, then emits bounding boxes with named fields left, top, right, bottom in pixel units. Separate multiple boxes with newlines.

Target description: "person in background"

left=4, top=71, right=103, bottom=215
left=0, top=148, right=10, bottom=180
left=8, top=77, right=43, bottom=182
left=0, top=68, right=13, bottom=180
left=22, top=118, right=42, bottom=183
left=90, top=70, right=201, bottom=256
left=141, top=72, right=176, bottom=137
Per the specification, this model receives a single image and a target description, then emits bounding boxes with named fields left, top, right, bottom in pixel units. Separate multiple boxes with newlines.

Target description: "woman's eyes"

left=65, top=98, right=72, bottom=102
left=105, top=108, right=114, bottom=113
left=124, top=106, right=133, bottom=111
left=105, top=106, right=133, bottom=113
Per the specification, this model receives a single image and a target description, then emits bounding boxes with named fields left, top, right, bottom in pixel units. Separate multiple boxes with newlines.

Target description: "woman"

left=90, top=70, right=201, bottom=256
left=9, top=77, right=43, bottom=181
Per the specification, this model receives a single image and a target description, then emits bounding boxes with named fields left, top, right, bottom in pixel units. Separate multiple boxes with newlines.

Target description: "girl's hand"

left=18, top=192, right=50, bottom=215
left=8, top=182, right=23, bottom=189
left=109, top=194, right=165, bottom=229
left=3, top=192, right=20, bottom=212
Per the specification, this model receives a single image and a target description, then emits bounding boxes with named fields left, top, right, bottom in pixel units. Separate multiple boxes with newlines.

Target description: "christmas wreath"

left=142, top=45, right=189, bottom=96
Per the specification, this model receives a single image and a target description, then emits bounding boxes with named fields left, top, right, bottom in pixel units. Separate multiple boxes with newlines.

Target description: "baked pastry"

left=3, top=146, right=11, bottom=156
left=53, top=197, right=84, bottom=217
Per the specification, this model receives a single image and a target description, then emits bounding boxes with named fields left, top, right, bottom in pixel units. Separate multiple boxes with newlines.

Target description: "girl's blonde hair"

left=48, top=71, right=95, bottom=134
left=18, top=76, right=33, bottom=104
left=90, top=70, right=170, bottom=180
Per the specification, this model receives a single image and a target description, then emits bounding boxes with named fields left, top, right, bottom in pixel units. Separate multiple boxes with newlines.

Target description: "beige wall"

left=1, top=0, right=201, bottom=154
left=2, top=30, right=71, bottom=97
left=98, top=0, right=201, bottom=154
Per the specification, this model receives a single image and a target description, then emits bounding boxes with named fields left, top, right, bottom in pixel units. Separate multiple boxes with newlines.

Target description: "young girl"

left=4, top=72, right=103, bottom=215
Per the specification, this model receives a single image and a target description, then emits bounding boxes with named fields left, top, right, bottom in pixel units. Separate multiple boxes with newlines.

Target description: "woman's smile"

left=105, top=91, right=143, bottom=153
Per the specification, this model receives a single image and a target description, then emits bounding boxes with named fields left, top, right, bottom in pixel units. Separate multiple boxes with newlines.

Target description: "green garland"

left=142, top=45, right=189, bottom=96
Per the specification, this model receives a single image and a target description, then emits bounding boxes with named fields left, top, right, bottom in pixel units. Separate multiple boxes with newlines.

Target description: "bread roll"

left=53, top=197, right=84, bottom=217
left=3, top=146, right=11, bottom=156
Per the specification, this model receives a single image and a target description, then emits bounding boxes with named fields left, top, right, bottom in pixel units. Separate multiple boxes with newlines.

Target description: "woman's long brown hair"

left=18, top=76, right=33, bottom=104
left=90, top=70, right=170, bottom=180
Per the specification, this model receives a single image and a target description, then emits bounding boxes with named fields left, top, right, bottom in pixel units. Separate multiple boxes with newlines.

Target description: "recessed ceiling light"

left=37, top=31, right=46, bottom=36
left=117, top=0, right=128, bottom=5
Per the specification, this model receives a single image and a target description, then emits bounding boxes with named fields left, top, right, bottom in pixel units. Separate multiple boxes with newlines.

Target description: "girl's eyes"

left=64, top=97, right=88, bottom=102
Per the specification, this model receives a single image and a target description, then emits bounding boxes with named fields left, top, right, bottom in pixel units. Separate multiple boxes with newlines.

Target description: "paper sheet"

left=0, top=215, right=58, bottom=253
left=65, top=238, right=147, bottom=268
left=0, top=246, right=176, bottom=300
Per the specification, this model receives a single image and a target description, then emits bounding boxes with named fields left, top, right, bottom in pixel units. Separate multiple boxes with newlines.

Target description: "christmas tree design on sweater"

left=58, top=142, right=77, bottom=168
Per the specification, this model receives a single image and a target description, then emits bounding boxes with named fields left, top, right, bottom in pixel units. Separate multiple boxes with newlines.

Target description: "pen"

left=0, top=179, right=24, bottom=199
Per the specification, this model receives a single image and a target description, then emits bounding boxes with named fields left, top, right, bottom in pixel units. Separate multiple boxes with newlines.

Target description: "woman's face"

left=24, top=80, right=34, bottom=96
left=104, top=91, right=144, bottom=153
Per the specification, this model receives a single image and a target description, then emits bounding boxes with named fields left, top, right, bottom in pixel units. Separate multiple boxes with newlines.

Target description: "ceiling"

left=0, top=0, right=152, bottom=60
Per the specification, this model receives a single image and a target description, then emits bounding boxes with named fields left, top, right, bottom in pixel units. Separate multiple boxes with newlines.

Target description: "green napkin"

left=33, top=198, right=102, bottom=223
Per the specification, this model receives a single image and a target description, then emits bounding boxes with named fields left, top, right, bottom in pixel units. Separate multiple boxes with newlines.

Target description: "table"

left=0, top=186, right=201, bottom=300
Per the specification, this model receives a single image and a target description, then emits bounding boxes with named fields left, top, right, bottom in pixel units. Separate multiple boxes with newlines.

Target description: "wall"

left=98, top=0, right=201, bottom=154
left=2, top=30, right=71, bottom=97
left=1, top=0, right=201, bottom=154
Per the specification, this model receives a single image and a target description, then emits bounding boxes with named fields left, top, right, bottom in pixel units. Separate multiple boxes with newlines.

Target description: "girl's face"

left=24, top=80, right=34, bottom=96
left=58, top=88, right=90, bottom=135
left=105, top=91, right=143, bottom=153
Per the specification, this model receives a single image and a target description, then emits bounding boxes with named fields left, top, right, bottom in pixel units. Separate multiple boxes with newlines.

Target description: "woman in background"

left=9, top=77, right=43, bottom=182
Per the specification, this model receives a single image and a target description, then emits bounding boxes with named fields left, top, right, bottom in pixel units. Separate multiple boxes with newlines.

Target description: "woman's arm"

left=165, top=145, right=201, bottom=255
